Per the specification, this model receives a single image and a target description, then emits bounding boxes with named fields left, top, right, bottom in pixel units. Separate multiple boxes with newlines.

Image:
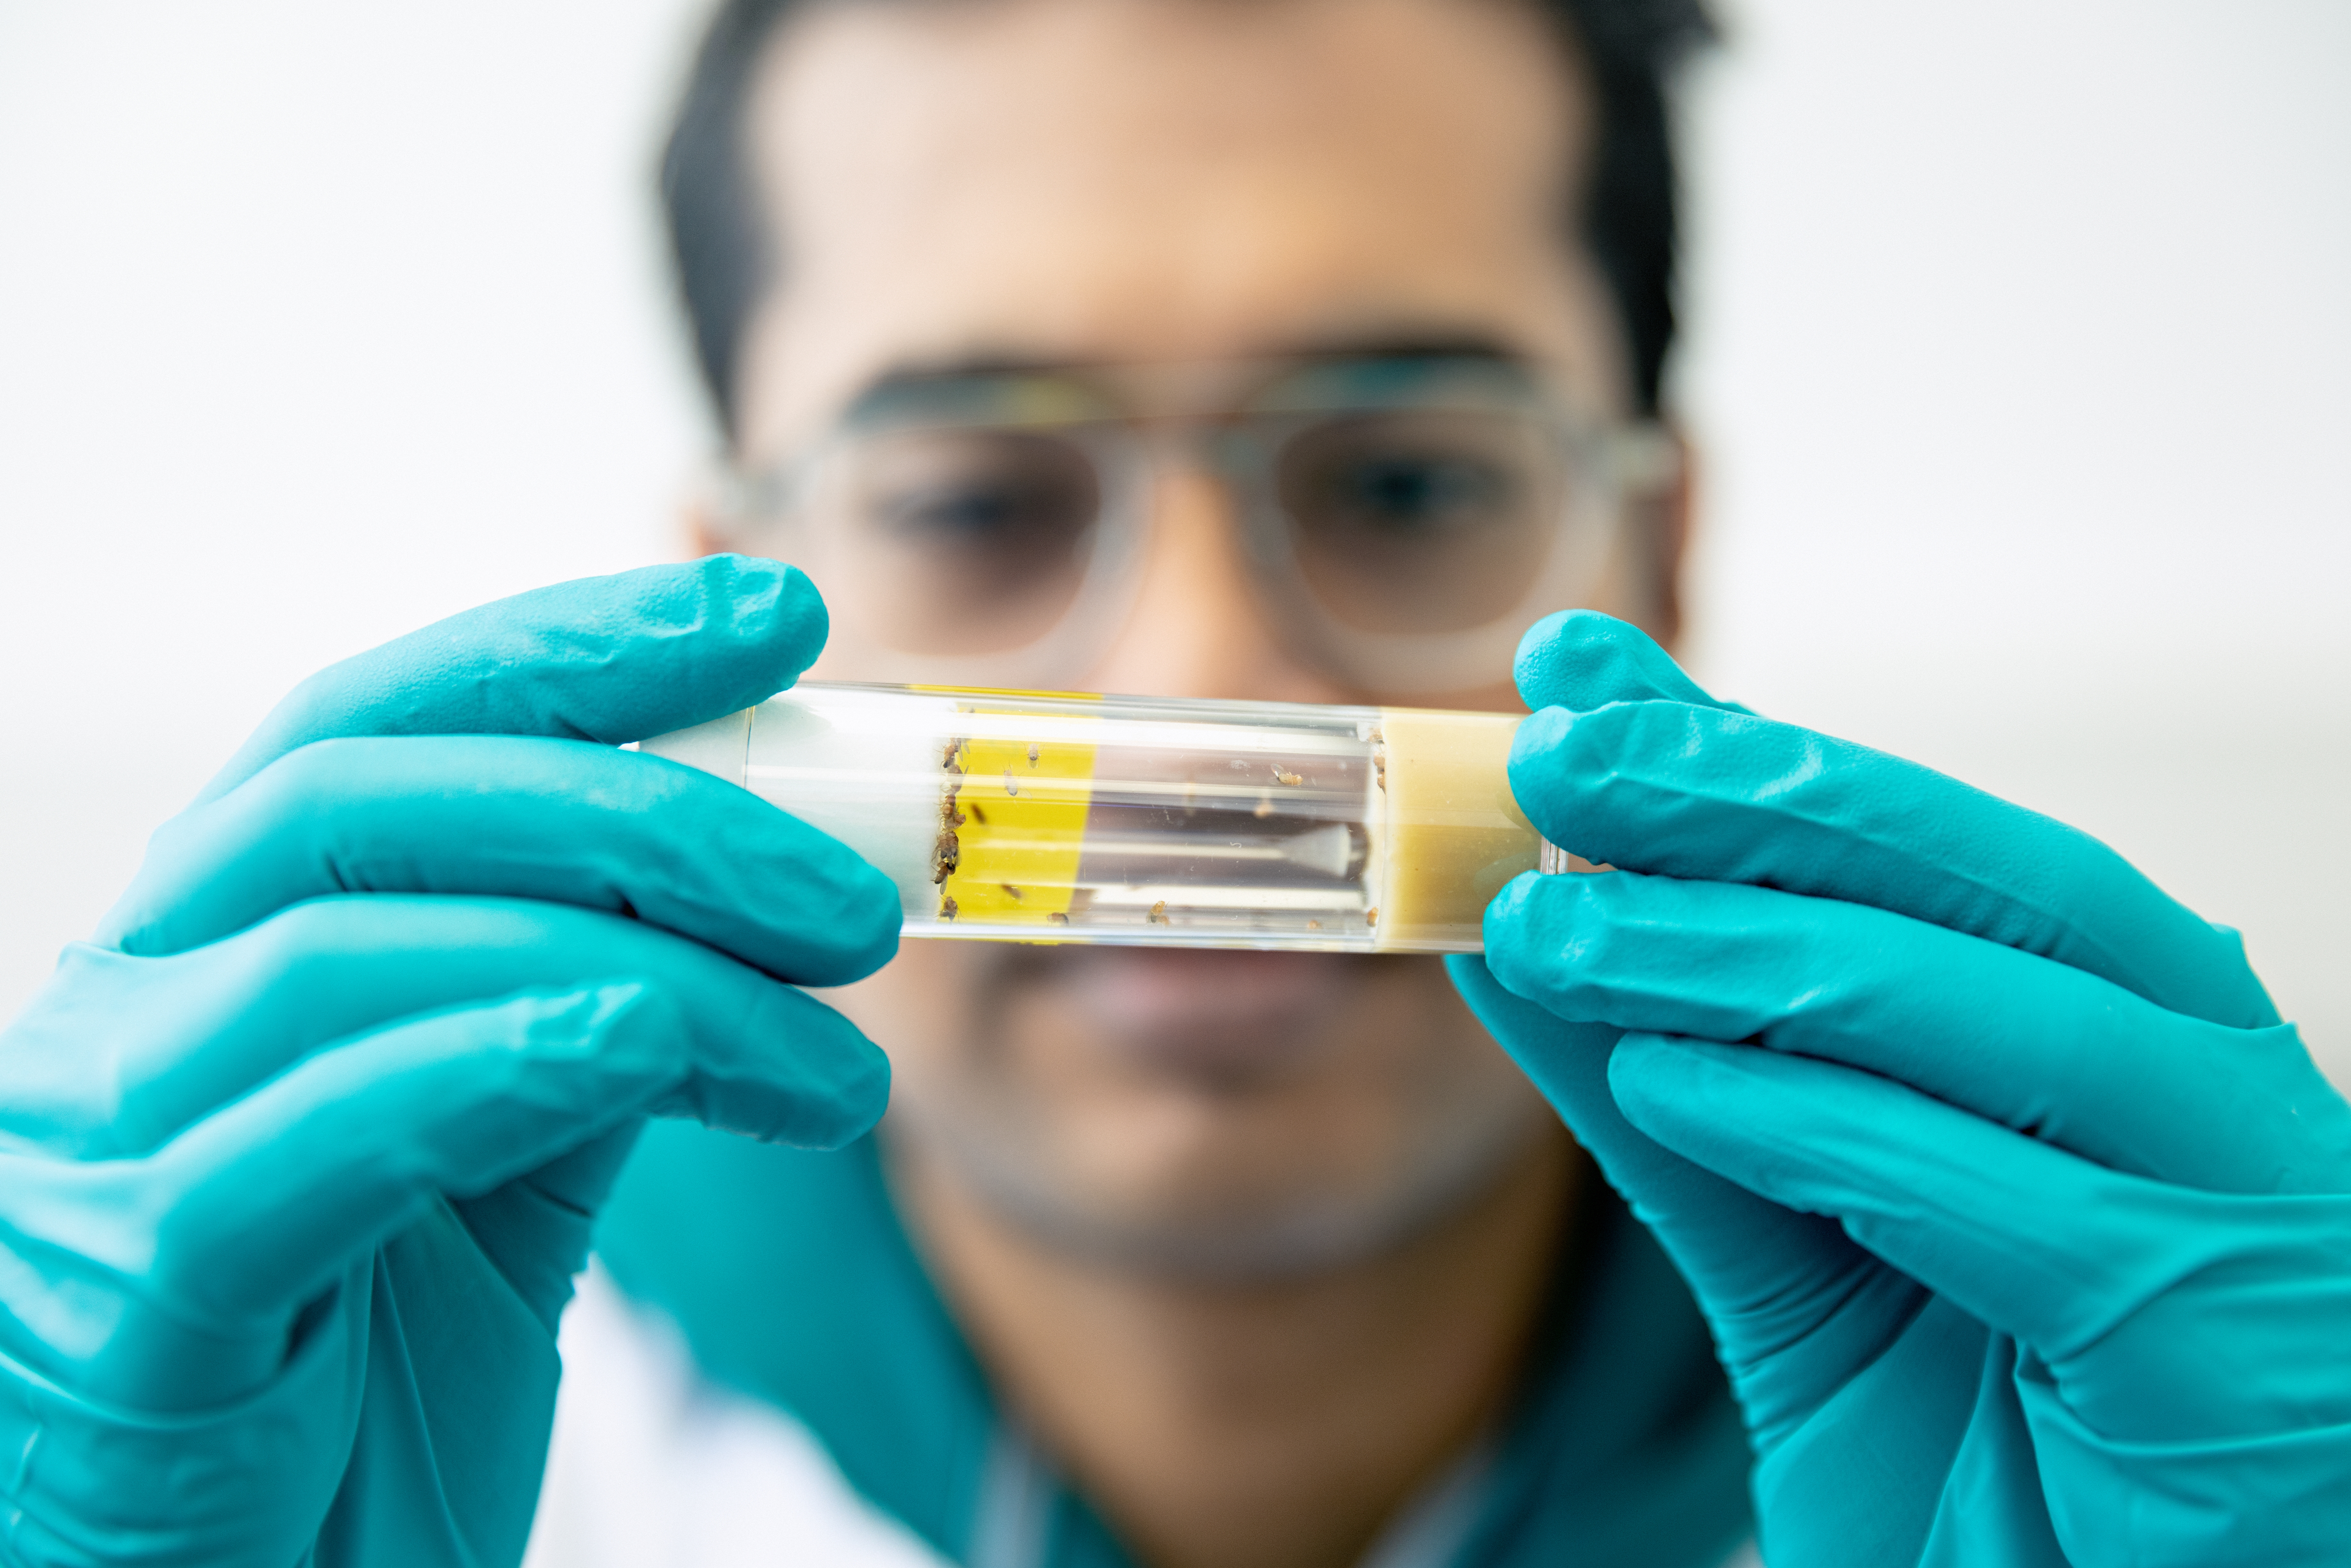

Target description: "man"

left=0, top=2, right=2342, bottom=1566
left=542, top=2, right=1738, bottom=1563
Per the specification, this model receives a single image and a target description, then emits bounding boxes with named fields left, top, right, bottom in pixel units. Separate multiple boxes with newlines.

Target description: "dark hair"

left=661, top=0, right=1711, bottom=436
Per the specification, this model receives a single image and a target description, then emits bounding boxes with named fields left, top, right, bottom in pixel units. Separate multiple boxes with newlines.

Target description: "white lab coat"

left=524, top=1270, right=1762, bottom=1568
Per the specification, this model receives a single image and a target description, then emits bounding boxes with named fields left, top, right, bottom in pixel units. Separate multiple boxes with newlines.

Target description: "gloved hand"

left=1451, top=611, right=2351, bottom=1566
left=0, top=556, right=901, bottom=1567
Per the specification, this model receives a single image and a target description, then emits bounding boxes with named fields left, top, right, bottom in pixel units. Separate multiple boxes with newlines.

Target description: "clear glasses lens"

left=1270, top=407, right=1572, bottom=634
left=821, top=427, right=1104, bottom=656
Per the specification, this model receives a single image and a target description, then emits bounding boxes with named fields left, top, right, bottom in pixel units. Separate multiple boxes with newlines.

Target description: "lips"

left=1011, top=944, right=1369, bottom=1083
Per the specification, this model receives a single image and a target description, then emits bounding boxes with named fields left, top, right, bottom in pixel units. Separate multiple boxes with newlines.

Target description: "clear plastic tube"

left=640, top=683, right=1563, bottom=953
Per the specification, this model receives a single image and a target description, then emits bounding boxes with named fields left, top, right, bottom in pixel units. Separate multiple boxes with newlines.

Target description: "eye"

left=857, top=431, right=1100, bottom=550
left=1278, top=412, right=1537, bottom=545
left=1322, top=451, right=1513, bottom=535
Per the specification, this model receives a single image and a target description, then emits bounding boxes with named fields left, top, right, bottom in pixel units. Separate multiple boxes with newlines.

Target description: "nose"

left=1079, top=458, right=1359, bottom=705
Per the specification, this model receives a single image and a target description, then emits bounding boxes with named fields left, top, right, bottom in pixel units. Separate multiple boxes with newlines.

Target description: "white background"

left=2, top=0, right=2345, bottom=1080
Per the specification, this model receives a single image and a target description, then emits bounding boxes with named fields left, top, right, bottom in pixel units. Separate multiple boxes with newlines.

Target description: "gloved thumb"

left=201, top=555, right=825, bottom=804
left=1512, top=608, right=1754, bottom=716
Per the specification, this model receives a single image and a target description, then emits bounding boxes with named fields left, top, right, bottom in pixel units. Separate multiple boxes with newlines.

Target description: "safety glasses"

left=713, top=353, right=1675, bottom=695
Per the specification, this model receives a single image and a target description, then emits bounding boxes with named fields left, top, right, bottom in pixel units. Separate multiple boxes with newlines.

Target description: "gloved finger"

left=2, top=895, right=889, bottom=1158
left=100, top=734, right=899, bottom=985
left=1485, top=871, right=2351, bottom=1195
left=1512, top=608, right=1753, bottom=714
left=1449, top=953, right=1921, bottom=1447
left=1507, top=687, right=2275, bottom=1031
left=197, top=555, right=825, bottom=805
left=10, top=984, right=684, bottom=1411
left=1605, top=1033, right=2349, bottom=1376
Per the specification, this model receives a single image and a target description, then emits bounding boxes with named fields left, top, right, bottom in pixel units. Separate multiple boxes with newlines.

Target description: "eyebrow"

left=1266, top=328, right=1537, bottom=365
left=854, top=328, right=1540, bottom=400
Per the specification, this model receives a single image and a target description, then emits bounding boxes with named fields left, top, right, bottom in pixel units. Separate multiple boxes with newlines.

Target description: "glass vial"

left=640, top=683, right=1564, bottom=953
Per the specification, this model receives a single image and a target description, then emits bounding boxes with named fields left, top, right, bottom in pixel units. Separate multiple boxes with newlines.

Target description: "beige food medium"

left=1374, top=709, right=1553, bottom=951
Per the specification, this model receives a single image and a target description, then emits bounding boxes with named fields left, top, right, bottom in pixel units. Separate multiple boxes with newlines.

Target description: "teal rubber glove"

left=1451, top=610, right=2351, bottom=1566
left=0, top=556, right=901, bottom=1566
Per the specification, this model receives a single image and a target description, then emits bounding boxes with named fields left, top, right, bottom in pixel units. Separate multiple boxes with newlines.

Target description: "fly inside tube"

left=638, top=683, right=1575, bottom=953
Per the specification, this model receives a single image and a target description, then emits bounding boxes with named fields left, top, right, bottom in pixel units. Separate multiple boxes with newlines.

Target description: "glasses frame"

left=712, top=354, right=1678, bottom=696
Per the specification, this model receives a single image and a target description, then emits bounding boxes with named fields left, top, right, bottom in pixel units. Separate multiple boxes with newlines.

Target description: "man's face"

left=719, top=0, right=1668, bottom=1274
